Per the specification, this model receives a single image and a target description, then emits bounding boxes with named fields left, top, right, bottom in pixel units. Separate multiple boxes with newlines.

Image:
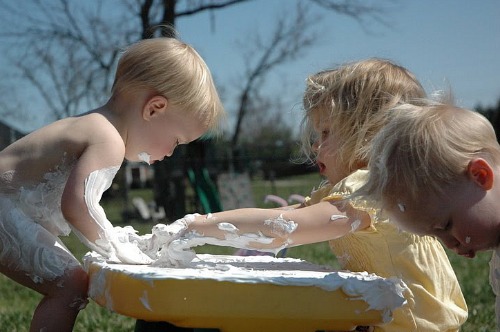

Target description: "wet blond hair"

left=300, top=58, right=425, bottom=171
left=359, top=99, right=500, bottom=206
left=112, top=37, right=225, bottom=134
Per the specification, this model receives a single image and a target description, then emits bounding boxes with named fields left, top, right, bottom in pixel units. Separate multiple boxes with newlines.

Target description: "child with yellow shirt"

left=146, top=59, right=467, bottom=331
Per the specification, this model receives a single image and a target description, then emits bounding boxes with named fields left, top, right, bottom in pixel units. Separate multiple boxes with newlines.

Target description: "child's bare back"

left=0, top=112, right=122, bottom=189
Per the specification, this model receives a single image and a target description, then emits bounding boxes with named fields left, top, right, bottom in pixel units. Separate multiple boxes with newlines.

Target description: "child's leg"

left=0, top=265, right=89, bottom=332
left=0, top=212, right=89, bottom=332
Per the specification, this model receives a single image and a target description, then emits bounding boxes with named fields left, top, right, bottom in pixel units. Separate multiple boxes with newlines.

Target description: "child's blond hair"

left=360, top=99, right=500, bottom=205
left=112, top=37, right=224, bottom=133
left=300, top=58, right=425, bottom=171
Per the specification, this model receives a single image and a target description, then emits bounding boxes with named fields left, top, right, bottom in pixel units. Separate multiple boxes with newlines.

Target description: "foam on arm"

left=71, top=166, right=151, bottom=264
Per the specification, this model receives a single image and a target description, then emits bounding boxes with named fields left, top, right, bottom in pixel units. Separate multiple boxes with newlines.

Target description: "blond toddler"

left=360, top=99, right=500, bottom=329
left=0, top=36, right=224, bottom=331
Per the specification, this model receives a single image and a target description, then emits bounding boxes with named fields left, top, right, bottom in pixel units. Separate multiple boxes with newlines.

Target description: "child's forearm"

left=189, top=208, right=296, bottom=252
left=180, top=203, right=364, bottom=251
left=64, top=166, right=152, bottom=264
left=151, top=202, right=369, bottom=266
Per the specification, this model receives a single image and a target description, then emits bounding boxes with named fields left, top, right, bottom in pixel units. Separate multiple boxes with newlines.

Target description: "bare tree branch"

left=231, top=2, right=317, bottom=148
left=175, top=0, right=252, bottom=17
left=0, top=0, right=395, bottom=134
left=310, top=0, right=392, bottom=30
left=0, top=0, right=132, bottom=121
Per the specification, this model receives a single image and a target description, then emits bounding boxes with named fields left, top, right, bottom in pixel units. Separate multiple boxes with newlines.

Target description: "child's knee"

left=63, top=268, right=89, bottom=297
left=68, top=267, right=89, bottom=310
left=55, top=267, right=89, bottom=309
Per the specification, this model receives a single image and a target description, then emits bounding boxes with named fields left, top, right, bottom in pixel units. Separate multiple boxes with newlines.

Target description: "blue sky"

left=1, top=0, right=499, bottom=133
left=176, top=0, right=500, bottom=125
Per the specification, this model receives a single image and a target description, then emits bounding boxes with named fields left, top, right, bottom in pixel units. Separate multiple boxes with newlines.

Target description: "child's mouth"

left=138, top=152, right=151, bottom=165
left=459, top=250, right=475, bottom=259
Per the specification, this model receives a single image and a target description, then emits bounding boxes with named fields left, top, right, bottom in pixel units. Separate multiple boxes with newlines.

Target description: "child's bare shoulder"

left=31, top=112, right=123, bottom=162
left=64, top=112, right=122, bottom=144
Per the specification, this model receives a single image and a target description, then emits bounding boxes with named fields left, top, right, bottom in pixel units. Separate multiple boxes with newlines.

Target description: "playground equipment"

left=187, top=167, right=222, bottom=214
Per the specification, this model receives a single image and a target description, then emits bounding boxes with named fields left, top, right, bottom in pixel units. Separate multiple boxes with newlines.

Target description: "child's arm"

left=163, top=200, right=370, bottom=256
left=61, top=136, right=151, bottom=264
left=204, top=202, right=367, bottom=246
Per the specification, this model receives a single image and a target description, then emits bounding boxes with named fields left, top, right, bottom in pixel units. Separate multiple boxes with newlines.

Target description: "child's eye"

left=321, top=130, right=330, bottom=140
left=436, top=220, right=452, bottom=231
left=444, top=220, right=452, bottom=231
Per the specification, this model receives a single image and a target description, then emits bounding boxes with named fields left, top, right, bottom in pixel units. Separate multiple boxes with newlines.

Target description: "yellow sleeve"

left=321, top=170, right=381, bottom=223
left=302, top=183, right=335, bottom=206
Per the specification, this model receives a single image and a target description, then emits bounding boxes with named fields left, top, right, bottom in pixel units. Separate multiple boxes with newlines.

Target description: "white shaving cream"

left=331, top=215, right=348, bottom=221
left=218, top=222, right=239, bottom=233
left=138, top=152, right=151, bottom=165
left=351, top=219, right=361, bottom=232
left=140, top=290, right=152, bottom=311
left=263, top=214, right=298, bottom=238
left=397, top=203, right=406, bottom=212
left=84, top=252, right=408, bottom=324
left=154, top=225, right=281, bottom=267
left=75, top=166, right=120, bottom=258
left=143, top=214, right=299, bottom=267
left=75, top=166, right=152, bottom=264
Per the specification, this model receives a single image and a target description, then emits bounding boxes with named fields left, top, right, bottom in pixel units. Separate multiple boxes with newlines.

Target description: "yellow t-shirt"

left=304, top=170, right=468, bottom=332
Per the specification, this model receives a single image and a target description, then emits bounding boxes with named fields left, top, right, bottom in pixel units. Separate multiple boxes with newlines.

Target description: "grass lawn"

left=0, top=173, right=495, bottom=331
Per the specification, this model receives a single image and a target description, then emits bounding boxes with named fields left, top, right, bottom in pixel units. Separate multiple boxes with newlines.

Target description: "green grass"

left=0, top=173, right=495, bottom=331
left=447, top=251, right=496, bottom=332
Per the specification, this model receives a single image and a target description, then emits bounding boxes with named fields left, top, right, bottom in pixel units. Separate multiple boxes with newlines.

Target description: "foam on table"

left=84, top=252, right=408, bottom=332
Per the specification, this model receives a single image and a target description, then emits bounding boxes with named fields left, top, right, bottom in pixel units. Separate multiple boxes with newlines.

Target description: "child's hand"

left=115, top=225, right=155, bottom=258
left=149, top=214, right=200, bottom=266
left=149, top=213, right=199, bottom=251
left=101, top=226, right=153, bottom=264
left=112, top=240, right=154, bottom=265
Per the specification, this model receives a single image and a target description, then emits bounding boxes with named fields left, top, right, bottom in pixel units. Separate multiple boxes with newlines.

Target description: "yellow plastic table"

left=84, top=253, right=407, bottom=332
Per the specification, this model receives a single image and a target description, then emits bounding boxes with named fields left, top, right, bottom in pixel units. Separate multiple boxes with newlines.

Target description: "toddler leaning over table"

left=359, top=98, right=500, bottom=330
left=132, top=59, right=467, bottom=332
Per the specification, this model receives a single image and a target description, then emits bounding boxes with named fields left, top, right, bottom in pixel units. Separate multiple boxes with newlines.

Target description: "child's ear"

left=143, top=95, right=168, bottom=120
left=467, top=158, right=494, bottom=190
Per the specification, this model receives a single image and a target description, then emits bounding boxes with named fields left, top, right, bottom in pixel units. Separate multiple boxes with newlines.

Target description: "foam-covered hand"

left=96, top=226, right=153, bottom=264
left=111, top=239, right=153, bottom=265
left=114, top=225, right=153, bottom=255
left=154, top=237, right=197, bottom=267
left=149, top=214, right=199, bottom=266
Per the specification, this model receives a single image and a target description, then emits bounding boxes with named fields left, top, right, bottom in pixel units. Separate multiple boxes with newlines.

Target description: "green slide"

left=187, top=168, right=222, bottom=213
